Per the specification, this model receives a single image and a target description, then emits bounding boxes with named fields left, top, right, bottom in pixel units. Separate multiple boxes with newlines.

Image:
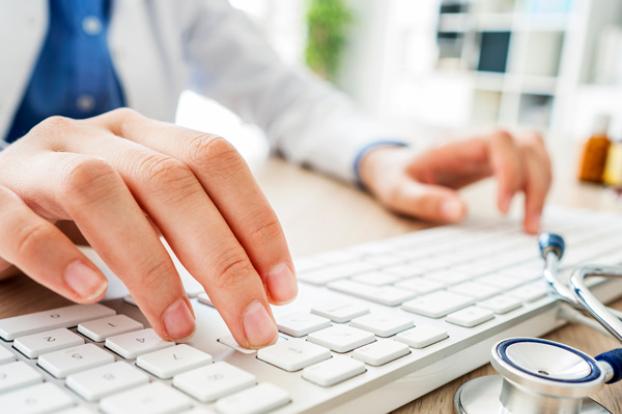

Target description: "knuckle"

left=137, top=258, right=176, bottom=292
left=61, top=158, right=119, bottom=207
left=492, top=129, right=514, bottom=143
left=110, top=107, right=140, bottom=123
left=29, top=116, right=76, bottom=143
left=138, top=155, right=199, bottom=203
left=213, top=250, right=255, bottom=290
left=248, top=215, right=283, bottom=244
left=139, top=154, right=193, bottom=187
left=15, top=222, right=54, bottom=257
left=37, top=115, right=75, bottom=132
left=189, top=134, right=241, bottom=167
left=109, top=108, right=141, bottom=135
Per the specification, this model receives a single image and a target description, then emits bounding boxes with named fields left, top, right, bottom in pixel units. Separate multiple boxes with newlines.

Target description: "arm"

left=182, top=0, right=395, bottom=182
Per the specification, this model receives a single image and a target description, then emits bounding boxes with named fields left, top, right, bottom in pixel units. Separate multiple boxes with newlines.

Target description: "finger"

left=520, top=136, right=552, bottom=234
left=0, top=186, right=108, bottom=302
left=7, top=150, right=194, bottom=341
left=385, top=177, right=468, bottom=223
left=488, top=131, right=523, bottom=214
left=95, top=109, right=295, bottom=304
left=60, top=127, right=277, bottom=347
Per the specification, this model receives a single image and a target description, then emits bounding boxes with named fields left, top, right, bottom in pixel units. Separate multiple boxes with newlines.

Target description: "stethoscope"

left=454, top=233, right=622, bottom=414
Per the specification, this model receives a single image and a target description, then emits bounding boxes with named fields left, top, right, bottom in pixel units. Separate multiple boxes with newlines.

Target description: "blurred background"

left=176, top=0, right=622, bottom=172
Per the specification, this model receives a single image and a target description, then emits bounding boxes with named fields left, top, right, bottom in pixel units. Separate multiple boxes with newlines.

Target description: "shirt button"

left=76, top=95, right=96, bottom=112
left=82, top=16, right=102, bottom=35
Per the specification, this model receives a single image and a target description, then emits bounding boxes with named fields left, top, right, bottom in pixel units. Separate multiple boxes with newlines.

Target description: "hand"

left=359, top=130, right=552, bottom=234
left=0, top=109, right=296, bottom=347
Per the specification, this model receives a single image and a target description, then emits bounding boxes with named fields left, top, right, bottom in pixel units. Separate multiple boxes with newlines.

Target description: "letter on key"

left=105, top=328, right=173, bottom=359
left=78, top=315, right=143, bottom=342
left=257, top=339, right=331, bottom=372
left=0, top=304, right=115, bottom=340
left=13, top=328, right=84, bottom=358
left=38, top=343, right=115, bottom=378
left=66, top=361, right=149, bottom=401
left=136, top=344, right=212, bottom=379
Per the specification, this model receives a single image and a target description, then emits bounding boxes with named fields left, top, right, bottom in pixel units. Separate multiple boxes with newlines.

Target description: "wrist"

left=353, top=140, right=409, bottom=190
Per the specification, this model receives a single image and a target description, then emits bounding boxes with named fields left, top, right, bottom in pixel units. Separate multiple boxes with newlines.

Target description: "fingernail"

left=163, top=298, right=196, bottom=340
left=441, top=200, right=464, bottom=221
left=266, top=263, right=298, bottom=303
left=243, top=300, right=277, bottom=347
left=64, top=260, right=107, bottom=301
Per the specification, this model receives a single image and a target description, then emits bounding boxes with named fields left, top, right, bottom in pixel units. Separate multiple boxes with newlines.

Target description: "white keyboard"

left=1, top=207, right=621, bottom=414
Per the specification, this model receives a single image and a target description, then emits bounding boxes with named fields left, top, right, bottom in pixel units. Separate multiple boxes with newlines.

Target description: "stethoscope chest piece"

left=454, top=338, right=611, bottom=414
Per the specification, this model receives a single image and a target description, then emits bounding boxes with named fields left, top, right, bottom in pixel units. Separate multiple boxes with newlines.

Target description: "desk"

left=1, top=151, right=621, bottom=413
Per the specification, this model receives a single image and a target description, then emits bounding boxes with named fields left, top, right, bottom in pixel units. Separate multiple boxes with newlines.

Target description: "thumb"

left=388, top=180, right=468, bottom=223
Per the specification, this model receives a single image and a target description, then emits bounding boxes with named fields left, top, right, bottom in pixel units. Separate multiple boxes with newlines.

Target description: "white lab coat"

left=0, top=0, right=393, bottom=182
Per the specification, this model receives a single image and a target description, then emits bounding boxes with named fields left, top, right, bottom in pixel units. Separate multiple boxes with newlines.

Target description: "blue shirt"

left=6, top=0, right=125, bottom=143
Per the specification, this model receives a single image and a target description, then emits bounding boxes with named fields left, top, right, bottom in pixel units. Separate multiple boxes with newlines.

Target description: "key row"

left=0, top=378, right=290, bottom=414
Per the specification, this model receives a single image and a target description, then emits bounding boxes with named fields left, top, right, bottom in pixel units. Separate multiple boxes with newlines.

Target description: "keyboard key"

left=100, top=382, right=192, bottom=414
left=0, top=382, right=74, bottom=413
left=257, top=340, right=331, bottom=372
left=477, top=274, right=524, bottom=289
left=446, top=307, right=494, bottom=327
left=57, top=407, right=98, bottom=414
left=448, top=282, right=500, bottom=300
left=13, top=328, right=84, bottom=359
left=0, top=304, right=115, bottom=341
left=78, top=315, right=143, bottom=342
left=311, top=302, right=369, bottom=323
left=395, top=325, right=449, bottom=349
left=426, top=271, right=471, bottom=284
left=302, top=356, right=366, bottom=387
left=0, top=346, right=14, bottom=364
left=66, top=361, right=149, bottom=401
left=351, top=272, right=401, bottom=286
left=180, top=409, right=217, bottom=414
left=215, top=383, right=291, bottom=414
left=351, top=339, right=411, bottom=366
left=136, top=344, right=212, bottom=379
left=276, top=313, right=331, bottom=337
left=0, top=361, right=43, bottom=393
left=402, top=291, right=473, bottom=318
left=350, top=313, right=413, bottom=337
left=508, top=282, right=548, bottom=302
left=328, top=280, right=416, bottom=306
left=299, top=262, right=376, bottom=285
left=362, top=254, right=404, bottom=267
left=308, top=326, right=375, bottom=353
left=478, top=295, right=522, bottom=314
left=105, top=328, right=174, bottom=359
left=173, top=361, right=256, bottom=402
left=217, top=335, right=257, bottom=355
left=394, top=278, right=444, bottom=295
left=383, top=264, right=425, bottom=279
left=38, top=343, right=114, bottom=378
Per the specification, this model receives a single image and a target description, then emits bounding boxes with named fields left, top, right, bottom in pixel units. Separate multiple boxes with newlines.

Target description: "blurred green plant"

left=305, top=0, right=352, bottom=82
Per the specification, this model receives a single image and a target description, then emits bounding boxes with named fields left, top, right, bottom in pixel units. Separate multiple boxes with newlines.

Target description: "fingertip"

left=162, top=297, right=196, bottom=341
left=441, top=199, right=467, bottom=222
left=524, top=212, right=541, bottom=235
left=64, top=260, right=108, bottom=303
left=266, top=262, right=298, bottom=305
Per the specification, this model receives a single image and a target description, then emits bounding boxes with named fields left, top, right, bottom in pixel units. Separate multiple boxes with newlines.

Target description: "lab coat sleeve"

left=181, top=0, right=399, bottom=182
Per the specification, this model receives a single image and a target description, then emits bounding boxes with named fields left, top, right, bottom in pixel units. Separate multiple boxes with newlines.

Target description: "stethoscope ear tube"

left=596, top=349, right=622, bottom=384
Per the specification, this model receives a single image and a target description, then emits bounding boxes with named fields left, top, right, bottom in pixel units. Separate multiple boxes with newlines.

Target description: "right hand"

left=0, top=108, right=297, bottom=347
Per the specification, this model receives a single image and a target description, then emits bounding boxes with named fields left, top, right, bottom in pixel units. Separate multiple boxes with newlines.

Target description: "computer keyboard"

left=0, top=206, right=621, bottom=414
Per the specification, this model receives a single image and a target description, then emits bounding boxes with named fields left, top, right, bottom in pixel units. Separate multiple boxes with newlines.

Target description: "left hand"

left=358, top=130, right=552, bottom=234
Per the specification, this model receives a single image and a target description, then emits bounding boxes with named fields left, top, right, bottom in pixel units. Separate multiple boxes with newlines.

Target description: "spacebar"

left=0, top=304, right=115, bottom=341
